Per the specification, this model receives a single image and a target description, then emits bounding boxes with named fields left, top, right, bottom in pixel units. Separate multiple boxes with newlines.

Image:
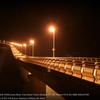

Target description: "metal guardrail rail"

left=19, top=56, right=100, bottom=85
left=9, top=43, right=100, bottom=85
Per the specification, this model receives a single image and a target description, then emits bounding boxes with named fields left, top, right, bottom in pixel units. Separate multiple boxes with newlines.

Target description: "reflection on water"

left=46, top=85, right=65, bottom=100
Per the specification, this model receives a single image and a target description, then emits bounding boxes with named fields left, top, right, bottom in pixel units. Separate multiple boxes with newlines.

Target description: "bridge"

left=0, top=41, right=100, bottom=99
left=9, top=42, right=100, bottom=85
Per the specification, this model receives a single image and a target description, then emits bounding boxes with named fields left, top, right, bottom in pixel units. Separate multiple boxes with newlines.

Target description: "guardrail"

left=15, top=56, right=100, bottom=85
left=9, top=43, right=100, bottom=85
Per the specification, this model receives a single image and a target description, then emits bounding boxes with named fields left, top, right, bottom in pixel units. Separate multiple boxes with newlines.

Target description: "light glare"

left=30, top=40, right=34, bottom=44
left=23, top=43, right=27, bottom=47
left=49, top=26, right=55, bottom=33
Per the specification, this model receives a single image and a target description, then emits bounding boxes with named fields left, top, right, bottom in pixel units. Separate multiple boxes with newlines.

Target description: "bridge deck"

left=9, top=43, right=100, bottom=85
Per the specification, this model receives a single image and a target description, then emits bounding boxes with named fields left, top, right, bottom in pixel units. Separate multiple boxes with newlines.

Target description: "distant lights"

left=11, top=42, right=21, bottom=46
left=29, top=40, right=34, bottom=44
left=23, top=43, right=27, bottom=47
left=10, top=42, right=28, bottom=48
left=28, top=72, right=32, bottom=75
left=10, top=40, right=35, bottom=48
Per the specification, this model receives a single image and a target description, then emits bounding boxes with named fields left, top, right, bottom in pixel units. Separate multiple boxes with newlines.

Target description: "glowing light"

left=11, top=42, right=21, bottom=46
left=23, top=43, right=27, bottom=47
left=19, top=44, right=22, bottom=47
left=49, top=26, right=55, bottom=33
left=28, top=72, right=32, bottom=75
left=29, top=40, right=34, bottom=44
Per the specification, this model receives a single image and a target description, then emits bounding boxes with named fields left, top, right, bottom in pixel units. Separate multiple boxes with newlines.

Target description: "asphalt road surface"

left=0, top=43, right=46, bottom=99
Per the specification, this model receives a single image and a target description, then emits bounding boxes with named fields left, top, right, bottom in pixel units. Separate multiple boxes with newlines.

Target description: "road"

left=0, top=43, right=47, bottom=99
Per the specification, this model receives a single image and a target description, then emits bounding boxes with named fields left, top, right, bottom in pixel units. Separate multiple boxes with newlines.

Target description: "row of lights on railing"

left=33, top=58, right=100, bottom=83
left=10, top=39, right=35, bottom=56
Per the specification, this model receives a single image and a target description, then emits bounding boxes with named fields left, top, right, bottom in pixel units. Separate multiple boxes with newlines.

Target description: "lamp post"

left=49, top=26, right=56, bottom=57
left=29, top=40, right=35, bottom=57
left=19, top=44, right=23, bottom=56
left=19, top=44, right=22, bottom=52
left=23, top=43, right=27, bottom=55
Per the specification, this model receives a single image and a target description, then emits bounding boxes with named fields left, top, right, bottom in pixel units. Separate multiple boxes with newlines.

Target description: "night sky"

left=0, top=1, right=100, bottom=57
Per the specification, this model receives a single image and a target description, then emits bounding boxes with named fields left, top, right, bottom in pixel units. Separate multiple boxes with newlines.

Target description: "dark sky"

left=0, top=1, right=100, bottom=57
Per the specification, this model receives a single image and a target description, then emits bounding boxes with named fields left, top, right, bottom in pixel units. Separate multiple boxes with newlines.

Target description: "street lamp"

left=23, top=43, right=27, bottom=55
left=29, top=40, right=35, bottom=57
left=19, top=44, right=22, bottom=52
left=49, top=26, right=56, bottom=57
